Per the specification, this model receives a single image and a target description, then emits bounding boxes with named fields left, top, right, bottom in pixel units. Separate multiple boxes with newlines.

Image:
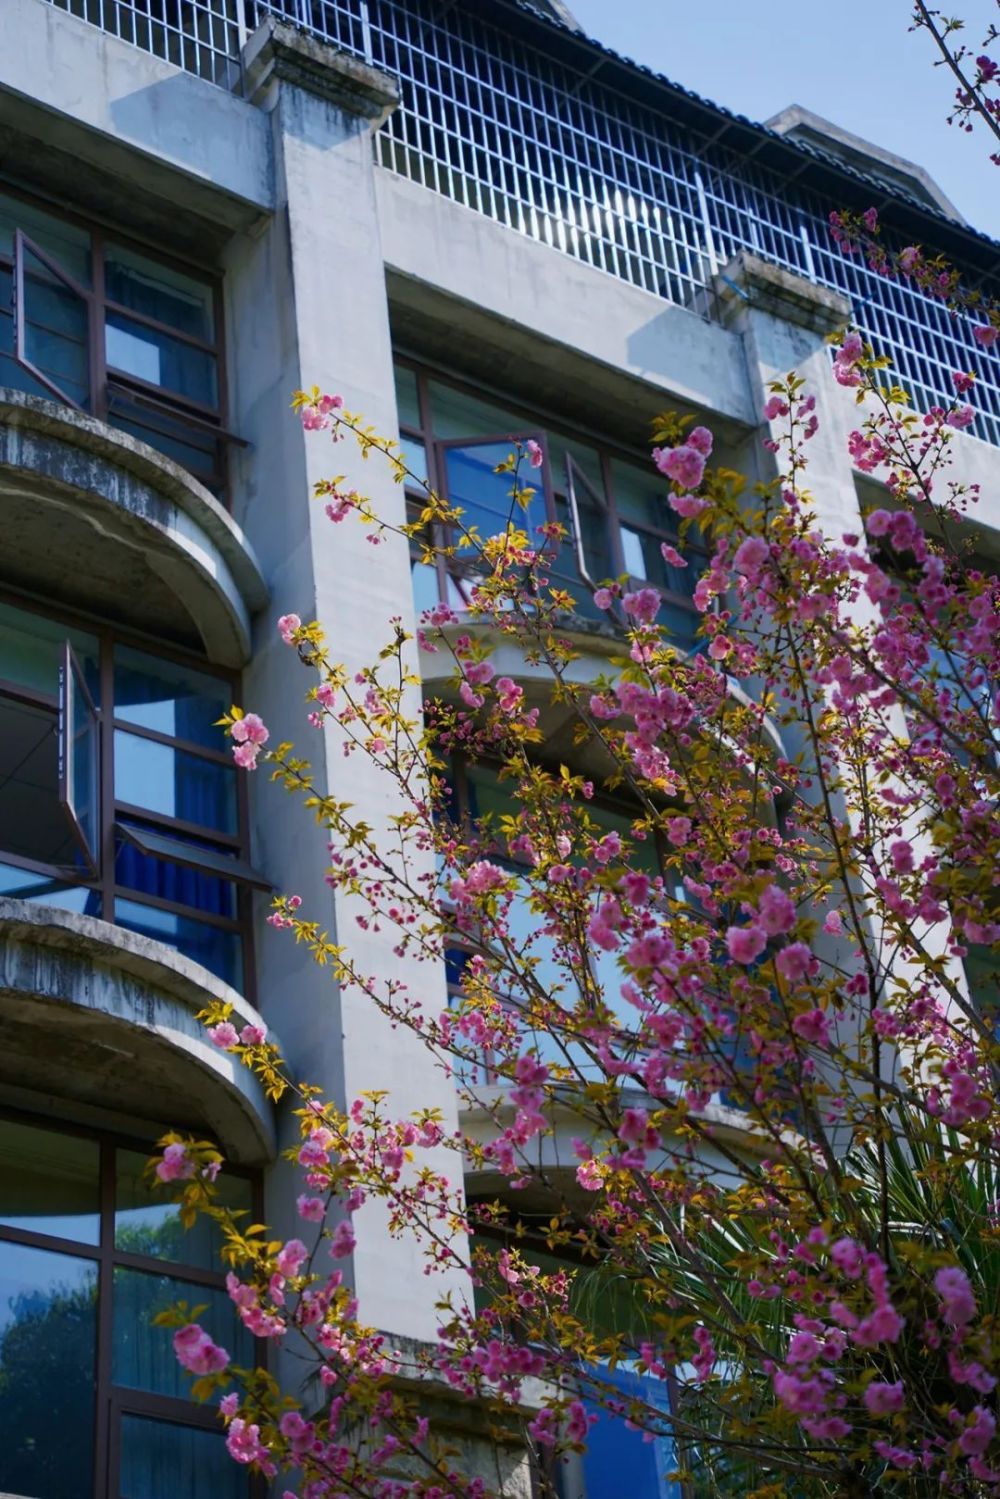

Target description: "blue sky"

left=565, top=0, right=1000, bottom=242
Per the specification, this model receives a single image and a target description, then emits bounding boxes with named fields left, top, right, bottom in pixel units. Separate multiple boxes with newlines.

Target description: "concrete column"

left=715, top=254, right=969, bottom=1023
left=716, top=252, right=862, bottom=543
left=224, top=22, right=469, bottom=1345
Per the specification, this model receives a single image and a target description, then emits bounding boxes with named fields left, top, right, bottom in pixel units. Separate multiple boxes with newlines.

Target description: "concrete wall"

left=0, top=0, right=272, bottom=254
left=376, top=166, right=755, bottom=437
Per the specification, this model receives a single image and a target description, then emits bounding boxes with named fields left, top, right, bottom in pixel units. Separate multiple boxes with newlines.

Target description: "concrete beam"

left=0, top=0, right=273, bottom=254
left=375, top=167, right=756, bottom=439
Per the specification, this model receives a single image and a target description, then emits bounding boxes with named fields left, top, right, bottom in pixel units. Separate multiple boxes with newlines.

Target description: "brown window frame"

left=0, top=182, right=238, bottom=504
left=395, top=356, right=706, bottom=640
left=0, top=1105, right=262, bottom=1499
left=0, top=587, right=259, bottom=1003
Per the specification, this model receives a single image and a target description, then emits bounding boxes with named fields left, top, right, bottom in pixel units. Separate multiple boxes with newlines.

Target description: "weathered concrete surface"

left=376, top=166, right=756, bottom=443
left=0, top=0, right=273, bottom=255
left=0, top=391, right=266, bottom=665
left=0, top=898, right=275, bottom=1162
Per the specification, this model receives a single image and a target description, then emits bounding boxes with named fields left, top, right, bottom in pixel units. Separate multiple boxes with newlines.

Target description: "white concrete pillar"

left=224, top=22, right=469, bottom=1346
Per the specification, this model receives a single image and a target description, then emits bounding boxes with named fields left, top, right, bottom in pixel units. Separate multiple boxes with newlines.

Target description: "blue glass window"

left=0, top=1119, right=100, bottom=1245
left=0, top=600, right=99, bottom=700
left=0, top=1241, right=98, bottom=1499
left=0, top=861, right=98, bottom=913
left=580, top=1364, right=680, bottom=1499
left=114, top=1149, right=251, bottom=1272
left=112, top=1266, right=250, bottom=1399
left=106, top=312, right=217, bottom=407
left=0, top=1117, right=255, bottom=1499
left=114, top=645, right=229, bottom=749
left=115, top=898, right=243, bottom=989
left=104, top=244, right=214, bottom=343
left=114, top=730, right=238, bottom=835
left=443, top=439, right=548, bottom=552
left=119, top=1415, right=245, bottom=1499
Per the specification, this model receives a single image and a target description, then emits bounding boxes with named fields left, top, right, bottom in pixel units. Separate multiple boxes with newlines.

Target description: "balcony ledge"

left=0, top=897, right=275, bottom=1163
left=0, top=391, right=268, bottom=666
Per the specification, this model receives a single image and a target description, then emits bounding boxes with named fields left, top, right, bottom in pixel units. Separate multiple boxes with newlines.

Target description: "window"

left=394, top=360, right=704, bottom=646
left=0, top=595, right=264, bottom=993
left=0, top=187, right=236, bottom=499
left=443, top=761, right=663, bottom=1083
left=0, top=1112, right=255, bottom=1499
left=470, top=1218, right=682, bottom=1499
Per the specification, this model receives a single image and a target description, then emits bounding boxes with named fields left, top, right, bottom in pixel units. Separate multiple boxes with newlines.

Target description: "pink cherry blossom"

left=329, top=1220, right=357, bottom=1257
left=864, top=1382, right=905, bottom=1415
left=208, top=1022, right=240, bottom=1049
left=174, top=1323, right=230, bottom=1375
left=726, top=925, right=766, bottom=964
left=653, top=443, right=706, bottom=491
left=278, top=613, right=301, bottom=644
left=156, top=1143, right=195, bottom=1183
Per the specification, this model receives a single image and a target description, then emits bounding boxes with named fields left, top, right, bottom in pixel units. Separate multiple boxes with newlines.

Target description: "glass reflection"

left=115, top=1149, right=251, bottom=1272
left=0, top=1241, right=97, bottom=1499
left=0, top=1119, right=100, bottom=1244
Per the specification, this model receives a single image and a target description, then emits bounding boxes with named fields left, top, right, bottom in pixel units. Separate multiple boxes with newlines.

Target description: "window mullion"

left=94, top=1136, right=116, bottom=1499
left=90, top=228, right=108, bottom=423
left=99, top=632, right=116, bottom=920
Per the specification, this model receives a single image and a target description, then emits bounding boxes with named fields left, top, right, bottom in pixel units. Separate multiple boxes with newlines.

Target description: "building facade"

left=0, top=1, right=997, bottom=1496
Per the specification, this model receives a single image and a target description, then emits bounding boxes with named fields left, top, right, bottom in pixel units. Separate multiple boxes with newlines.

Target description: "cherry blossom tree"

left=150, top=24, right=1000, bottom=1499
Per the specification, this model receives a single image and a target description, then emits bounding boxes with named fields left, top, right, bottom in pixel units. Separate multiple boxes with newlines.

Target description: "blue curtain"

left=581, top=1363, right=681, bottom=1499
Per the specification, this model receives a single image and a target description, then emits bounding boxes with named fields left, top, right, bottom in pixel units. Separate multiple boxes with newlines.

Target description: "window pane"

left=111, top=410, right=220, bottom=490
left=115, top=828, right=238, bottom=920
left=20, top=242, right=90, bottom=408
left=581, top=1364, right=678, bottom=1499
left=114, top=730, right=237, bottom=834
left=443, top=440, right=547, bottom=553
left=115, top=1149, right=252, bottom=1271
left=399, top=433, right=429, bottom=488
left=120, top=1414, right=246, bottom=1499
left=106, top=311, right=218, bottom=407
left=114, top=646, right=229, bottom=750
left=1, top=270, right=56, bottom=401
left=65, top=650, right=100, bottom=866
left=0, top=191, right=91, bottom=285
left=0, top=600, right=99, bottom=700
left=112, top=1266, right=251, bottom=1398
left=0, top=696, right=79, bottom=866
left=394, top=363, right=422, bottom=429
left=0, top=1241, right=97, bottom=1499
left=114, top=899, right=243, bottom=990
left=412, top=558, right=441, bottom=615
left=0, top=861, right=99, bottom=914
left=105, top=244, right=214, bottom=343
left=612, top=459, right=671, bottom=531
left=428, top=380, right=521, bottom=440
left=0, top=1120, right=99, bottom=1244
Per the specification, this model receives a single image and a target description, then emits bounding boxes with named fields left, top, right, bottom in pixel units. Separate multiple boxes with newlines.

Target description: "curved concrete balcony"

left=0, top=391, right=268, bottom=667
left=419, top=617, right=787, bottom=790
left=0, top=898, right=275, bottom=1163
left=460, top=1085, right=766, bottom=1199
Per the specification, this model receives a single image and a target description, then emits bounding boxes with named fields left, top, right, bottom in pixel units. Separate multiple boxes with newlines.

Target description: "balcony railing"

left=44, top=0, right=1000, bottom=448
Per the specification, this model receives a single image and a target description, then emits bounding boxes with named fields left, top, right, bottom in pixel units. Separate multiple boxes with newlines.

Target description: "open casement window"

left=563, top=455, right=613, bottom=590
left=116, top=820, right=270, bottom=892
left=553, top=454, right=618, bottom=621
left=14, top=230, right=92, bottom=411
left=436, top=433, right=553, bottom=600
left=58, top=643, right=101, bottom=876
